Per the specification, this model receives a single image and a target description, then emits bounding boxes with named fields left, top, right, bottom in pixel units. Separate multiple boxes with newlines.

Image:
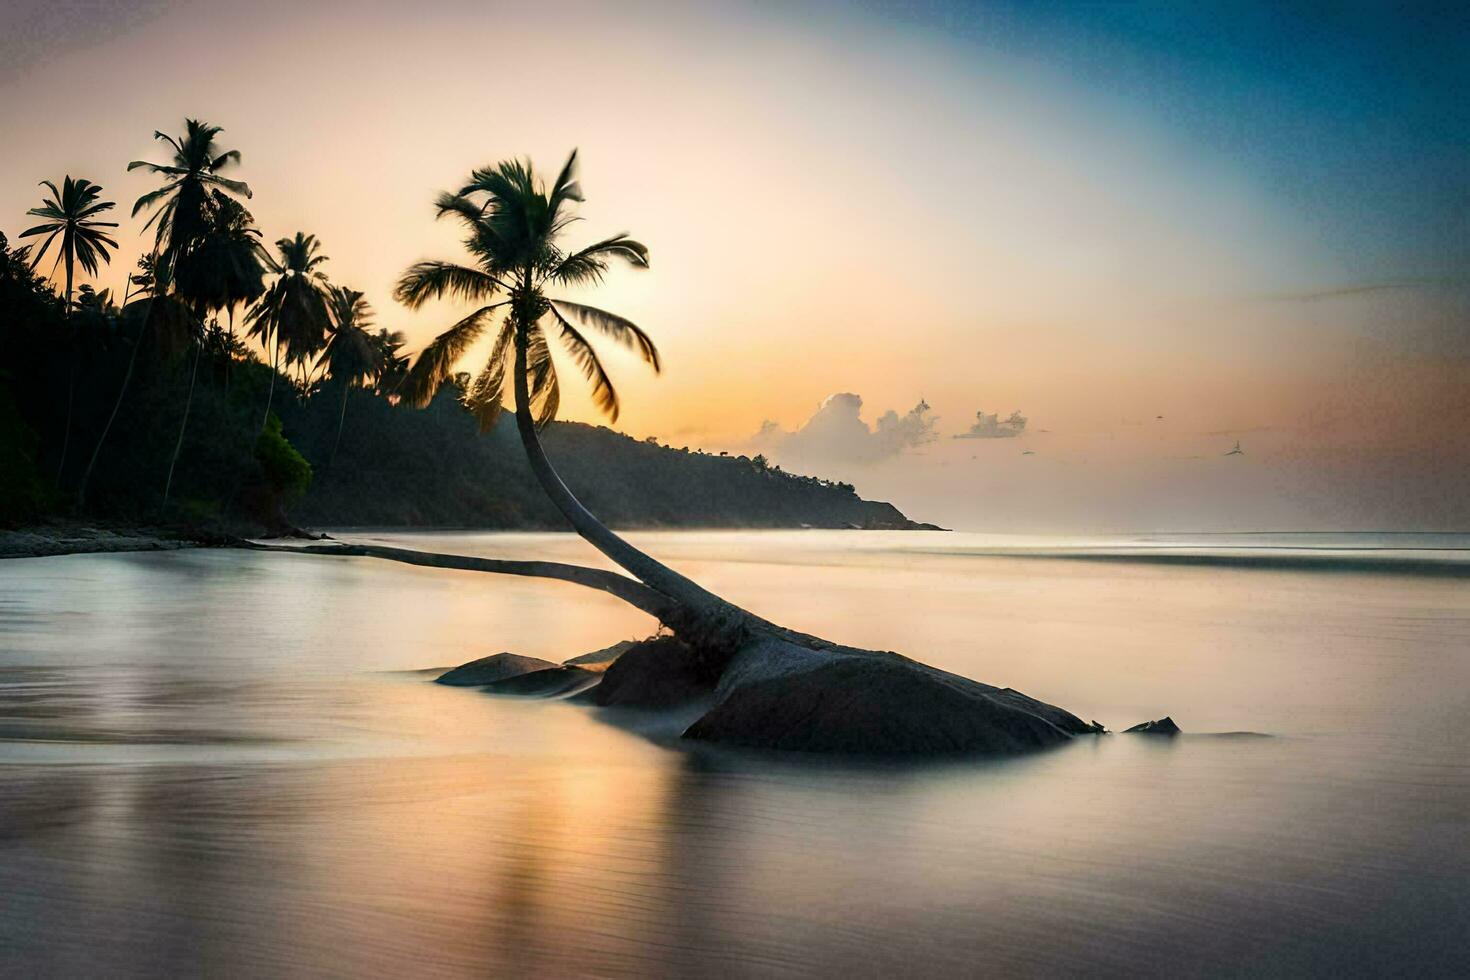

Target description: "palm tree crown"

left=395, top=148, right=658, bottom=430
left=247, top=232, right=332, bottom=370
left=321, top=286, right=379, bottom=388
left=172, top=191, right=266, bottom=317
left=128, top=119, right=251, bottom=258
left=19, top=176, right=119, bottom=311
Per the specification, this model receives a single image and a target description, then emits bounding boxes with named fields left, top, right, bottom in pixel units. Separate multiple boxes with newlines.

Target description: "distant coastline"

left=901, top=544, right=1470, bottom=578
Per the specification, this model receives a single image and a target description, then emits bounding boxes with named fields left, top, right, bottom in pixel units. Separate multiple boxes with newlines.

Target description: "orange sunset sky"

left=2, top=0, right=1466, bottom=530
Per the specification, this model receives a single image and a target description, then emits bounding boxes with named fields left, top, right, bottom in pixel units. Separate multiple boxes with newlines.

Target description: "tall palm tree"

left=130, top=119, right=253, bottom=510
left=19, top=176, right=118, bottom=313
left=395, top=150, right=724, bottom=614
left=174, top=191, right=266, bottom=386
left=320, top=286, right=379, bottom=460
left=246, top=232, right=331, bottom=427
left=19, top=176, right=119, bottom=484
left=161, top=192, right=269, bottom=509
left=128, top=119, right=251, bottom=261
left=77, top=257, right=184, bottom=508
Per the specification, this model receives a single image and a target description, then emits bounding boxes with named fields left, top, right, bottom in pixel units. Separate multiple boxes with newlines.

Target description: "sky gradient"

left=3, top=0, right=1466, bottom=530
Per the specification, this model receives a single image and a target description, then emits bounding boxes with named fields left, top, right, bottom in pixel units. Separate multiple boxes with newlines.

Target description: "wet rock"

left=1123, top=716, right=1181, bottom=735
left=681, top=637, right=1093, bottom=756
left=593, top=636, right=719, bottom=708
left=563, top=640, right=638, bottom=673
left=435, top=653, right=561, bottom=687
left=483, top=665, right=600, bottom=699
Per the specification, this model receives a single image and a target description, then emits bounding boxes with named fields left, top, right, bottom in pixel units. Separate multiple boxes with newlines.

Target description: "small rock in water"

left=1123, top=716, right=1181, bottom=735
left=435, top=652, right=561, bottom=687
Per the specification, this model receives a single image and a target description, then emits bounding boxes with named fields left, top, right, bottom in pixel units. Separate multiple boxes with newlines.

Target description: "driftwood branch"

left=246, top=541, right=678, bottom=620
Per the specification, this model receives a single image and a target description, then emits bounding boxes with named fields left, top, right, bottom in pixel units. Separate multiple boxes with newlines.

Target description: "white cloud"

left=750, top=393, right=938, bottom=464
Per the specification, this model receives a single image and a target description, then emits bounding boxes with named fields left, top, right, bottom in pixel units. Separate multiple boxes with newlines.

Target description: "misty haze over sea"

left=2, top=530, right=1466, bottom=975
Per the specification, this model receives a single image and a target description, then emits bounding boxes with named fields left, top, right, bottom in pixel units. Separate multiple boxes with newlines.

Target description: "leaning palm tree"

left=395, top=150, right=730, bottom=619
left=320, top=286, right=379, bottom=460
left=128, top=119, right=251, bottom=261
left=246, top=232, right=331, bottom=427
left=19, top=176, right=119, bottom=484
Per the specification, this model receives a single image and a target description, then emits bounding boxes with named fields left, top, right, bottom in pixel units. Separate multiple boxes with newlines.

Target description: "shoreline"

left=0, top=519, right=945, bottom=561
left=0, top=522, right=227, bottom=560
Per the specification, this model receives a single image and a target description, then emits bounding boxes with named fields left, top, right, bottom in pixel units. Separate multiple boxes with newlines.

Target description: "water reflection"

left=1, top=535, right=1467, bottom=975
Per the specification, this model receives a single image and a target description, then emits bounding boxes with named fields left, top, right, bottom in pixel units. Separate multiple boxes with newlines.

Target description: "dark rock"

left=435, top=653, right=561, bottom=687
left=593, top=636, right=720, bottom=708
left=483, top=665, right=600, bottom=699
left=681, top=637, right=1094, bottom=756
left=1123, top=716, right=1181, bottom=735
left=563, top=640, right=638, bottom=673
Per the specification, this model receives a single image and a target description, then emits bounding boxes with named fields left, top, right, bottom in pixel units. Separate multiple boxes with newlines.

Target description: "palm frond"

left=433, top=191, right=489, bottom=227
left=525, top=326, right=561, bottom=428
left=548, top=299, right=660, bottom=372
left=547, top=234, right=649, bottom=286
left=464, top=322, right=514, bottom=432
left=394, top=261, right=502, bottom=308
left=130, top=180, right=181, bottom=218
left=547, top=305, right=620, bottom=420
left=201, top=174, right=253, bottom=198
left=400, top=303, right=503, bottom=408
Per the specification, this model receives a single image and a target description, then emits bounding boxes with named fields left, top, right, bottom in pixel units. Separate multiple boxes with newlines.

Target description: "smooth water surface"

left=2, top=531, right=1467, bottom=976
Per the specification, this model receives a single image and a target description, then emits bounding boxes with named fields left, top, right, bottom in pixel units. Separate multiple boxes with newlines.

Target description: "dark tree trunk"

left=162, top=330, right=203, bottom=510
left=510, top=324, right=751, bottom=648
left=78, top=271, right=143, bottom=510
left=56, top=256, right=75, bottom=486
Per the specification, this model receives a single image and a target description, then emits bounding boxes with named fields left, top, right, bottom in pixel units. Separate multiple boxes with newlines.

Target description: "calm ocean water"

left=2, top=530, right=1467, bottom=976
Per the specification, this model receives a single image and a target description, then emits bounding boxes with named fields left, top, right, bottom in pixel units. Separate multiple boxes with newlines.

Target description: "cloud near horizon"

left=955, top=409, right=1028, bottom=439
left=748, top=393, right=938, bottom=465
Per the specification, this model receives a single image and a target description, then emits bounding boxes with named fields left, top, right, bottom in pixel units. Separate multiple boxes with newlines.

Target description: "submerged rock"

left=679, top=637, right=1097, bottom=756
left=482, top=665, right=600, bottom=699
left=435, top=653, right=561, bottom=687
left=1123, top=716, right=1181, bottom=735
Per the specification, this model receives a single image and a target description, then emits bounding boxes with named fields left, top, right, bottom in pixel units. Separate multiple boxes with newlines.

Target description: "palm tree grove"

left=1, top=118, right=918, bottom=537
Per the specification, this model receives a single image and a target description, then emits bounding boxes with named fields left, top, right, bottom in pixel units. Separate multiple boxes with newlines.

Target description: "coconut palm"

left=161, top=192, right=269, bottom=509
left=246, top=232, right=331, bottom=427
left=127, top=119, right=251, bottom=260
left=19, top=176, right=119, bottom=313
left=395, top=150, right=724, bottom=614
left=19, top=176, right=119, bottom=484
left=370, top=327, right=409, bottom=395
left=77, top=256, right=181, bottom=508
left=173, top=191, right=266, bottom=367
left=320, top=286, right=379, bottom=459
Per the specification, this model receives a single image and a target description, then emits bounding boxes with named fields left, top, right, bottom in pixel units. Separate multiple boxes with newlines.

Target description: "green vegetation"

left=1, top=124, right=921, bottom=537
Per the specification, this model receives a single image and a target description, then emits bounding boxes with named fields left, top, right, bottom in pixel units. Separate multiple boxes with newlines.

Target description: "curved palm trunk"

left=56, top=364, right=76, bottom=487
left=55, top=257, right=75, bottom=486
left=162, top=334, right=203, bottom=510
left=261, top=336, right=279, bottom=430
left=511, top=330, right=742, bottom=632
left=225, top=306, right=235, bottom=391
left=331, top=380, right=350, bottom=463
left=78, top=274, right=142, bottom=510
